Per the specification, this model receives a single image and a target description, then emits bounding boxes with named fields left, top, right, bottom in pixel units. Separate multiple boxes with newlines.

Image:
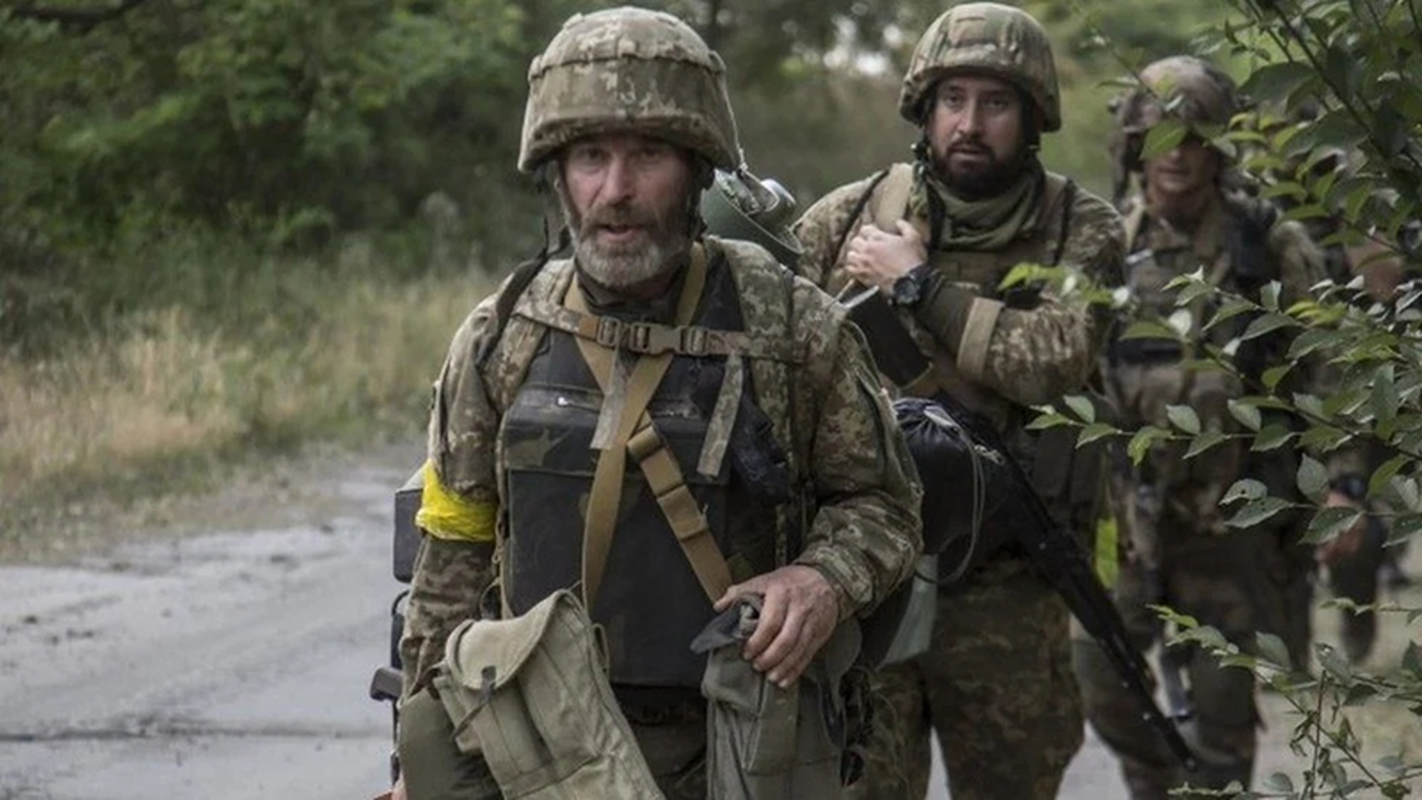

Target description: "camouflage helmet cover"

left=899, top=2, right=1062, bottom=131
left=518, top=7, right=741, bottom=173
left=1114, top=55, right=1241, bottom=135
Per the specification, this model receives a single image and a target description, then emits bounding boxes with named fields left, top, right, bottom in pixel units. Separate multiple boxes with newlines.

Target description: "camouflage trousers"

left=845, top=556, right=1083, bottom=800
left=397, top=685, right=707, bottom=800
left=1072, top=527, right=1282, bottom=800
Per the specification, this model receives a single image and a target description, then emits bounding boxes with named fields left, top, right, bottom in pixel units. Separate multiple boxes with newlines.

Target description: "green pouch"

left=435, top=589, right=664, bottom=799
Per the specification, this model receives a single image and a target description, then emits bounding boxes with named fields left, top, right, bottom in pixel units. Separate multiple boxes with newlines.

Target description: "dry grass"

left=0, top=269, right=491, bottom=538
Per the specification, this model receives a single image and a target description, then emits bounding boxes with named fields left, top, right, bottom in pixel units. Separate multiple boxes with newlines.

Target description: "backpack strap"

left=829, top=163, right=916, bottom=270
left=1048, top=177, right=1077, bottom=266
left=474, top=254, right=553, bottom=372
left=871, top=163, right=917, bottom=233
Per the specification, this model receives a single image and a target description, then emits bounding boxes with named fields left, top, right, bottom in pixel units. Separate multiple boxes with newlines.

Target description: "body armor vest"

left=498, top=262, right=779, bottom=688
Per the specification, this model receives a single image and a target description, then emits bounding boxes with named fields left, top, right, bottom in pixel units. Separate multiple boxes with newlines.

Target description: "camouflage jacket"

left=1106, top=191, right=1361, bottom=535
left=400, top=236, right=923, bottom=693
left=793, top=163, right=1125, bottom=433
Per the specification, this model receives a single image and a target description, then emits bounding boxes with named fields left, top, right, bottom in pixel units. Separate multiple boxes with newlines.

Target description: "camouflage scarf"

left=910, top=163, right=1045, bottom=251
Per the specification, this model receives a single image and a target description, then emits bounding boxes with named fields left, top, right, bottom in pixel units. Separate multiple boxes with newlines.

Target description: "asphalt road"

left=1, top=445, right=1411, bottom=799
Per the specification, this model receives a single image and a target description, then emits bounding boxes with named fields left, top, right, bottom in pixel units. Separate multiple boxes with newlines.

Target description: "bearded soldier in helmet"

left=792, top=4, right=1124, bottom=798
left=392, top=8, right=922, bottom=800
left=1074, top=55, right=1361, bottom=798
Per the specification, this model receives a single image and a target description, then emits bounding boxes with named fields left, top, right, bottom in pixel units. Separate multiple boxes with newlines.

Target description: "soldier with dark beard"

left=792, top=4, right=1124, bottom=798
left=392, top=8, right=921, bottom=800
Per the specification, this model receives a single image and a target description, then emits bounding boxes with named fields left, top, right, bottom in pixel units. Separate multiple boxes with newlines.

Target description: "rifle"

left=844, top=287, right=1198, bottom=770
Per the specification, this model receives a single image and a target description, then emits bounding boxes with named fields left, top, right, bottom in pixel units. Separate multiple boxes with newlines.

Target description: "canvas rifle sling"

left=566, top=247, right=733, bottom=608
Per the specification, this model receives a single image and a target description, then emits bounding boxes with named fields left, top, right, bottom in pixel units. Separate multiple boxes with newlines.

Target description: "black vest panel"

left=500, top=262, right=778, bottom=688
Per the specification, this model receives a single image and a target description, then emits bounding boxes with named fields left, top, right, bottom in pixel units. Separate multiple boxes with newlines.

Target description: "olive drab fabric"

left=898, top=2, right=1062, bottom=130
left=415, top=590, right=664, bottom=799
left=517, top=7, right=740, bottom=172
left=792, top=17, right=1124, bottom=788
left=693, top=598, right=862, bottom=799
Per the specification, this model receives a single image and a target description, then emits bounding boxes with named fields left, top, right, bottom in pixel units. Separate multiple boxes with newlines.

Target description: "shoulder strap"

left=474, top=254, right=551, bottom=372
left=829, top=166, right=898, bottom=269
left=871, top=163, right=916, bottom=233
left=1049, top=178, right=1077, bottom=266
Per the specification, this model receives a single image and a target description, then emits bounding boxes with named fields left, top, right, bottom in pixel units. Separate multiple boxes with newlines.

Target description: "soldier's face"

left=561, top=133, right=695, bottom=290
left=1143, top=137, right=1219, bottom=202
left=926, top=74, right=1027, bottom=197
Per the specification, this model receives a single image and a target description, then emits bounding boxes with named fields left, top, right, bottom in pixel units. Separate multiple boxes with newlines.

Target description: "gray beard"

left=575, top=231, right=688, bottom=289
left=559, top=188, right=692, bottom=290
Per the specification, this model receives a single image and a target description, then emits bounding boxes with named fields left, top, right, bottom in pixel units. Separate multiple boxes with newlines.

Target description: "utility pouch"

left=433, top=589, right=663, bottom=799
left=693, top=597, right=859, bottom=799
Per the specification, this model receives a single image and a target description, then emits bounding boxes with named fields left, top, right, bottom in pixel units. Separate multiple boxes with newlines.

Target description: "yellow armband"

left=415, top=460, right=497, bottom=543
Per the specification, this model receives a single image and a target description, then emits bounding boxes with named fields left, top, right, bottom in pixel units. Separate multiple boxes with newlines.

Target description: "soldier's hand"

left=714, top=565, right=838, bottom=689
left=844, top=220, right=927, bottom=293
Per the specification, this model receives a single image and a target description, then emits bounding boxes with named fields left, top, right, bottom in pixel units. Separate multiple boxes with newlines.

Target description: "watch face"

left=893, top=273, right=921, bottom=306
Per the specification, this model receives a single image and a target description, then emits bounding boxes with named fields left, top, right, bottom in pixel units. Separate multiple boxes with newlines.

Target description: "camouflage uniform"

left=1075, top=56, right=1331, bottom=799
left=398, top=8, right=922, bottom=800
left=792, top=5, right=1125, bottom=798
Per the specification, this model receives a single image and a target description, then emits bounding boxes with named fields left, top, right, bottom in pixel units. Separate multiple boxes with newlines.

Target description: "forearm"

left=795, top=492, right=921, bottom=621
left=398, top=536, right=495, bottom=699
left=914, top=278, right=1106, bottom=405
left=794, top=325, right=923, bottom=621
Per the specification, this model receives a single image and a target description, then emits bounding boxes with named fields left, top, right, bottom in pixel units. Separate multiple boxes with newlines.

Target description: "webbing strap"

left=568, top=248, right=730, bottom=607
left=518, top=301, right=803, bottom=363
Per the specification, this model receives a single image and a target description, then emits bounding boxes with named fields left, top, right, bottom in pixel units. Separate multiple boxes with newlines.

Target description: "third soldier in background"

left=1076, top=55, right=1363, bottom=798
left=793, top=4, right=1124, bottom=798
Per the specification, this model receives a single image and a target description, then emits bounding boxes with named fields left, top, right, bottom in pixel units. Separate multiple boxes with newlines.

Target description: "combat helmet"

left=899, top=2, right=1061, bottom=131
left=518, top=7, right=741, bottom=173
left=1113, top=55, right=1241, bottom=137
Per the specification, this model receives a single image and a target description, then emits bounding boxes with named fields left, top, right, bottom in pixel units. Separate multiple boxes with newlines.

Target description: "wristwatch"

left=890, top=263, right=933, bottom=308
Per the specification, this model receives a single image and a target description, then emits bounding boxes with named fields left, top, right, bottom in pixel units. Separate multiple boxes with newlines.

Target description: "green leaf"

left=1025, top=413, right=1071, bottom=431
left=1077, top=423, right=1117, bottom=447
left=1228, top=399, right=1262, bottom=432
left=1241, top=61, right=1317, bottom=104
left=1255, top=632, right=1293, bottom=671
left=1204, top=298, right=1261, bottom=332
left=1252, top=424, right=1298, bottom=452
left=1262, top=364, right=1293, bottom=390
left=1293, top=393, right=1328, bottom=421
left=1166, top=404, right=1201, bottom=435
left=1259, top=281, right=1282, bottom=312
left=1372, top=364, right=1400, bottom=425
left=1228, top=497, right=1294, bottom=529
left=1184, top=430, right=1229, bottom=459
left=1286, top=327, right=1336, bottom=360
left=1222, top=479, right=1268, bottom=505
left=1141, top=119, right=1190, bottom=159
left=1119, top=319, right=1182, bottom=341
left=1127, top=426, right=1171, bottom=465
left=1387, top=514, right=1422, bottom=546
left=1404, top=643, right=1422, bottom=678
left=1240, top=311, right=1294, bottom=341
left=1299, top=425, right=1351, bottom=452
left=1262, top=771, right=1294, bottom=793
left=1175, top=280, right=1216, bottom=307
left=1297, top=454, right=1329, bottom=498
left=1368, top=454, right=1410, bottom=500
left=1302, top=506, right=1363, bottom=544
left=1064, top=395, right=1096, bottom=424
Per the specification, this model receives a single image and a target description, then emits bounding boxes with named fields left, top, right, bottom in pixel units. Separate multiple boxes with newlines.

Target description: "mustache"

left=582, top=204, right=660, bottom=231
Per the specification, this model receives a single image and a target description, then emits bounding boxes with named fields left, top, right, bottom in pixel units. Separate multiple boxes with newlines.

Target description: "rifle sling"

left=566, top=248, right=733, bottom=609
